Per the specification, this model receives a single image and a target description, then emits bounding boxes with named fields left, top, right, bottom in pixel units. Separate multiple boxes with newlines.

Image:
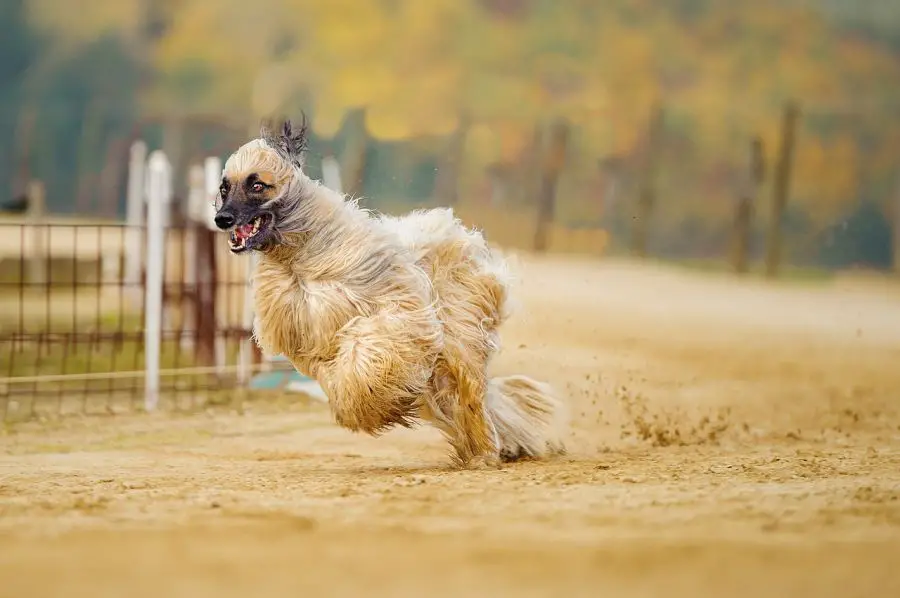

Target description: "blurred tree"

left=9, top=0, right=900, bottom=266
left=0, top=0, right=39, bottom=199
left=26, top=35, right=142, bottom=214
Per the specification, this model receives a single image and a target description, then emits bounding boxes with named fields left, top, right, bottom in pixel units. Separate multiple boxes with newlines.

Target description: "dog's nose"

left=214, top=212, right=235, bottom=229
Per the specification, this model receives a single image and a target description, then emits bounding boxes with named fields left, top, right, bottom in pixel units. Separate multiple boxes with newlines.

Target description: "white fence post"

left=144, top=150, right=171, bottom=412
left=125, top=140, right=147, bottom=306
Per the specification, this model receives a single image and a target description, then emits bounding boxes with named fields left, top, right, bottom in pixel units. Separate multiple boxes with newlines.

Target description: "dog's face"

left=215, top=119, right=308, bottom=254
left=216, top=147, right=284, bottom=253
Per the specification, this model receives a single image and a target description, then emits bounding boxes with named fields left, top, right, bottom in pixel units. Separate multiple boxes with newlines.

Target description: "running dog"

left=213, top=117, right=568, bottom=466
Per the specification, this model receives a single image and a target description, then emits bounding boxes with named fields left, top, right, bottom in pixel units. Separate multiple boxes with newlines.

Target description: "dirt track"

left=2, top=255, right=900, bottom=597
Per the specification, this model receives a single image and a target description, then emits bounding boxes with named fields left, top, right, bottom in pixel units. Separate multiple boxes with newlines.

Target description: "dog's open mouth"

left=228, top=214, right=272, bottom=252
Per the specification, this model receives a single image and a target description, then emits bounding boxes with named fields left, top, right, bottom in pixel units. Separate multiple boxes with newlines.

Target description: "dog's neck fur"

left=249, top=171, right=431, bottom=365
left=260, top=173, right=400, bottom=289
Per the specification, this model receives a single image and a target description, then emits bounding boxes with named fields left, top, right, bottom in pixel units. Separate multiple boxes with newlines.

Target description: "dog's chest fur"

left=250, top=256, right=374, bottom=375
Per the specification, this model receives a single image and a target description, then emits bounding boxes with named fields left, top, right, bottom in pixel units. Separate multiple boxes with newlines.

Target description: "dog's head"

left=215, top=117, right=308, bottom=253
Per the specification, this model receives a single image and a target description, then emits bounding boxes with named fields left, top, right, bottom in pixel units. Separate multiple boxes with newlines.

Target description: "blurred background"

left=2, top=0, right=899, bottom=271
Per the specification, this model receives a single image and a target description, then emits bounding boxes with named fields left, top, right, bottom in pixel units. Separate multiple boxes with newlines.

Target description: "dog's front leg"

left=315, top=310, right=442, bottom=436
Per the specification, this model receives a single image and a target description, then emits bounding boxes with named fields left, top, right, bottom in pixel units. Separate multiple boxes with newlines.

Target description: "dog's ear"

left=260, top=113, right=308, bottom=167
left=281, top=114, right=308, bottom=158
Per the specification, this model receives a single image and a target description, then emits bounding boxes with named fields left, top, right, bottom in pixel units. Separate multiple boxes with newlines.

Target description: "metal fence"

left=0, top=220, right=264, bottom=421
left=0, top=146, right=280, bottom=422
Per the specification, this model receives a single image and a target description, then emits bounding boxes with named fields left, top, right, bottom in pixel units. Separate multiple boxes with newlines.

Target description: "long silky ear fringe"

left=260, top=112, right=309, bottom=166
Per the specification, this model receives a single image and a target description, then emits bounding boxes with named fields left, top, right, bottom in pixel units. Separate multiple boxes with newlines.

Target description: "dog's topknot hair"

left=260, top=113, right=309, bottom=168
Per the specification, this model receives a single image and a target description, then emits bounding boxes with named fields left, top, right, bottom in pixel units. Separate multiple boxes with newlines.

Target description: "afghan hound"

left=213, top=117, right=568, bottom=467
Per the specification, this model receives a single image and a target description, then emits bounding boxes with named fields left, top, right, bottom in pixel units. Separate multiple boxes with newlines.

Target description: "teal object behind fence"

left=249, top=356, right=328, bottom=402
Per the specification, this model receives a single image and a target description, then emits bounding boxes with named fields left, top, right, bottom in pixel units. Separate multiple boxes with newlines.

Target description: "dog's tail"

left=484, top=375, right=568, bottom=461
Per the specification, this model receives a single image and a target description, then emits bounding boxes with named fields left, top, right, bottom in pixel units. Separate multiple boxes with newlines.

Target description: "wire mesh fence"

left=0, top=221, right=264, bottom=422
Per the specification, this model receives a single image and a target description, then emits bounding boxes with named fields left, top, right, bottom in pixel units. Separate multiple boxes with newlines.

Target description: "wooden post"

left=765, top=101, right=800, bottom=279
left=194, top=226, right=218, bottom=371
left=533, top=118, right=569, bottom=252
left=631, top=103, right=665, bottom=258
left=731, top=137, right=766, bottom=274
left=26, top=180, right=46, bottom=285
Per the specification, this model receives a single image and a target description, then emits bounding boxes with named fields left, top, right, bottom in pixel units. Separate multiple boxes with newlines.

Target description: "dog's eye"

left=251, top=182, right=265, bottom=193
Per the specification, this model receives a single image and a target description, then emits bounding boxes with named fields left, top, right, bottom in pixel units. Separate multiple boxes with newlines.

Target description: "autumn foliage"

left=10, top=0, right=900, bottom=265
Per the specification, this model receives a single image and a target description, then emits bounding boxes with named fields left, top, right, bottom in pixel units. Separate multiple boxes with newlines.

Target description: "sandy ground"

left=2, top=255, right=900, bottom=597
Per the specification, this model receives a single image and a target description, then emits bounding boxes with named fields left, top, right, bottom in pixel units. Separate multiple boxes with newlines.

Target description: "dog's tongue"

left=235, top=223, right=254, bottom=239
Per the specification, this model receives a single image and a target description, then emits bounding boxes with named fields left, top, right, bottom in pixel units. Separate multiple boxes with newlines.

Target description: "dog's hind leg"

left=453, top=359, right=499, bottom=465
left=423, top=346, right=499, bottom=467
left=418, top=357, right=499, bottom=467
left=425, top=269, right=507, bottom=466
